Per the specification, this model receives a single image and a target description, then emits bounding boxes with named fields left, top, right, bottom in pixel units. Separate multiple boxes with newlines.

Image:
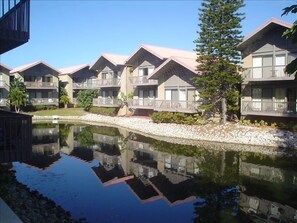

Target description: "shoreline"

left=32, top=114, right=297, bottom=157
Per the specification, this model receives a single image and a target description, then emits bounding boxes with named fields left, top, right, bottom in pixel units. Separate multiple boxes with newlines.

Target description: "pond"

left=11, top=123, right=297, bottom=223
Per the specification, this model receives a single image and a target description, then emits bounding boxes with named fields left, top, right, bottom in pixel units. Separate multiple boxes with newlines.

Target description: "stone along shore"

left=33, top=114, right=297, bottom=156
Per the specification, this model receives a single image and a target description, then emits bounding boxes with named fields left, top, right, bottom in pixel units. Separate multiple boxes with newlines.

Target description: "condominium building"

left=126, top=44, right=199, bottom=116
left=10, top=61, right=60, bottom=106
left=0, top=64, right=11, bottom=110
left=59, top=64, right=97, bottom=104
left=239, top=18, right=297, bottom=120
left=90, top=53, right=130, bottom=116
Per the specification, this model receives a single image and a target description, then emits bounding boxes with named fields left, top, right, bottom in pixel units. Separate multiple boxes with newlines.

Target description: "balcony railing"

left=93, top=98, right=121, bottom=107
left=0, top=0, right=30, bottom=54
left=129, top=76, right=158, bottom=86
left=73, top=82, right=99, bottom=89
left=127, top=99, right=200, bottom=113
left=97, top=78, right=120, bottom=87
left=29, top=98, right=58, bottom=105
left=241, top=101, right=297, bottom=116
left=24, top=81, right=57, bottom=89
left=243, top=66, right=294, bottom=81
left=0, top=98, right=7, bottom=106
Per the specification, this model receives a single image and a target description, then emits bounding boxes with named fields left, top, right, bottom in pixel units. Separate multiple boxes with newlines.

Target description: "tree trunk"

left=221, top=97, right=226, bottom=125
left=64, top=103, right=68, bottom=109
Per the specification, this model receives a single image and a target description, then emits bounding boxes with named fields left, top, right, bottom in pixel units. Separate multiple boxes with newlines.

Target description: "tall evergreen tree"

left=193, top=0, right=245, bottom=124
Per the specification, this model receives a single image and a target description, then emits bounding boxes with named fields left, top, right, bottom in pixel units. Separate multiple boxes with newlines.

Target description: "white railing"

left=29, top=98, right=58, bottom=105
left=93, top=98, right=121, bottom=107
left=0, top=80, right=6, bottom=87
left=73, top=82, right=99, bottom=89
left=24, top=82, right=58, bottom=88
left=97, top=78, right=121, bottom=87
left=242, top=66, right=293, bottom=80
left=127, top=99, right=201, bottom=113
left=129, top=76, right=158, bottom=86
left=241, top=101, right=297, bottom=115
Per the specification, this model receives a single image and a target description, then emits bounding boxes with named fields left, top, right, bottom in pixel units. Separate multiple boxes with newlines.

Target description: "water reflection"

left=12, top=123, right=297, bottom=223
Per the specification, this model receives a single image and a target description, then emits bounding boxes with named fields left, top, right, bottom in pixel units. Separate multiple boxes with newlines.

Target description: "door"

left=275, top=88, right=286, bottom=111
left=252, top=88, right=262, bottom=111
left=139, top=90, right=144, bottom=106
left=252, top=57, right=262, bottom=78
left=287, top=88, right=297, bottom=112
left=179, top=89, right=186, bottom=108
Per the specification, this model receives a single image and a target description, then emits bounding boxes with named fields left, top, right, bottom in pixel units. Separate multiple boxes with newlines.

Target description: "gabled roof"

left=10, top=61, right=60, bottom=74
left=0, top=63, right=11, bottom=72
left=90, top=53, right=129, bottom=71
left=148, top=56, right=198, bottom=79
left=126, top=44, right=197, bottom=65
left=238, top=18, right=292, bottom=49
left=58, top=64, right=90, bottom=75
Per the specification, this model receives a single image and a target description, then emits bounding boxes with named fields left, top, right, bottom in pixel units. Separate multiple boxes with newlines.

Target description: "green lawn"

left=27, top=108, right=87, bottom=116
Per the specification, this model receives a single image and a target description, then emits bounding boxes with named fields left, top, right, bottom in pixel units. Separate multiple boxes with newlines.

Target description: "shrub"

left=77, top=90, right=97, bottom=111
left=89, top=107, right=118, bottom=116
left=151, top=112, right=199, bottom=125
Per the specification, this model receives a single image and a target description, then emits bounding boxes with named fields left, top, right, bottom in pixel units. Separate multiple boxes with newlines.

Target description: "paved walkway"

left=0, top=198, right=22, bottom=223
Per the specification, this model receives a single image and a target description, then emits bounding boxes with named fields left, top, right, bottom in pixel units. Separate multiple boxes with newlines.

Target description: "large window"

left=139, top=67, right=154, bottom=76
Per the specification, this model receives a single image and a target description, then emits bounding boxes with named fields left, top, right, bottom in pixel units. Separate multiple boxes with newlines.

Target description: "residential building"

left=10, top=61, right=60, bottom=106
left=90, top=53, right=130, bottom=116
left=0, top=0, right=30, bottom=55
left=126, top=44, right=198, bottom=115
left=239, top=18, right=297, bottom=120
left=0, top=64, right=11, bottom=110
left=59, top=64, right=97, bottom=104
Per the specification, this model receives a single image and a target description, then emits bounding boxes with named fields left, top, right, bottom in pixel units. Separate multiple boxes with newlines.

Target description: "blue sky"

left=0, top=0, right=296, bottom=69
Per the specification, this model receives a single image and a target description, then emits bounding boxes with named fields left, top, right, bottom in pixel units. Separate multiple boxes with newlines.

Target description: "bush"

left=89, top=107, right=118, bottom=116
left=151, top=112, right=200, bottom=125
left=22, top=105, right=57, bottom=112
left=77, top=90, right=97, bottom=111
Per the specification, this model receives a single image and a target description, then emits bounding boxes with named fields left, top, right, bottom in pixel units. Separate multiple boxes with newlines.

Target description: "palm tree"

left=8, top=78, right=28, bottom=112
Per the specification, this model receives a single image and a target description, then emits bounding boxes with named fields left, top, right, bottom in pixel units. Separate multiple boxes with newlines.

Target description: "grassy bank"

left=26, top=108, right=87, bottom=116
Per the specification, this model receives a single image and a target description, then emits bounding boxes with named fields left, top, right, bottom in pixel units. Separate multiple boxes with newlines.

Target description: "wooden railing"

left=0, top=0, right=30, bottom=54
left=93, top=98, right=121, bottom=107
left=242, top=66, right=294, bottom=81
left=127, top=99, right=201, bottom=113
left=29, top=98, right=58, bottom=105
left=73, top=82, right=99, bottom=89
left=241, top=101, right=297, bottom=116
left=129, top=76, right=158, bottom=86
left=97, top=78, right=120, bottom=87
left=0, top=80, right=5, bottom=87
left=25, top=81, right=57, bottom=88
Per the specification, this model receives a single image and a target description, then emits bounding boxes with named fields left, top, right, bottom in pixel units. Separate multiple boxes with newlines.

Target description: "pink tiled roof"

left=90, top=53, right=129, bottom=70
left=126, top=44, right=196, bottom=64
left=148, top=56, right=199, bottom=79
left=10, top=61, right=60, bottom=74
left=239, top=18, right=292, bottom=48
left=58, top=64, right=89, bottom=75
left=0, top=63, right=11, bottom=71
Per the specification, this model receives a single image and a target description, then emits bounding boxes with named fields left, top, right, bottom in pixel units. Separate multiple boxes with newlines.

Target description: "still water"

left=12, top=123, right=297, bottom=223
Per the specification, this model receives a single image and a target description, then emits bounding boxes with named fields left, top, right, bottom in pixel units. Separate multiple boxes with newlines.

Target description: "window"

left=102, top=72, right=107, bottom=79
left=139, top=67, right=154, bottom=76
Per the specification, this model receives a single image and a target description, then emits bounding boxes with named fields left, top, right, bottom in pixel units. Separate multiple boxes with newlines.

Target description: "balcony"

left=24, top=81, right=57, bottom=89
left=243, top=66, right=294, bottom=82
left=241, top=101, right=297, bottom=117
left=29, top=98, right=58, bottom=105
left=73, top=82, right=99, bottom=89
left=127, top=99, right=200, bottom=113
left=129, top=76, right=158, bottom=86
left=93, top=98, right=121, bottom=107
left=0, top=0, right=30, bottom=54
left=0, top=98, right=7, bottom=106
left=97, top=78, right=120, bottom=88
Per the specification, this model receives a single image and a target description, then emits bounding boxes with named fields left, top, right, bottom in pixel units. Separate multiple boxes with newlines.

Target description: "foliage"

left=239, top=119, right=297, bottom=131
left=75, top=127, right=95, bottom=147
left=76, top=90, right=97, bottom=111
left=23, top=105, right=57, bottom=112
left=87, top=126, right=120, bottom=137
left=27, top=108, right=86, bottom=116
left=282, top=4, right=297, bottom=76
left=150, top=112, right=203, bottom=125
left=59, top=124, right=71, bottom=147
left=59, top=81, right=70, bottom=108
left=8, top=77, right=28, bottom=113
left=193, top=0, right=245, bottom=124
left=118, top=92, right=134, bottom=107
left=88, top=106, right=118, bottom=116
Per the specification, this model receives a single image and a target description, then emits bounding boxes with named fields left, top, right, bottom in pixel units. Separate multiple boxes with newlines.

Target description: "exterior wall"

left=0, top=66, right=10, bottom=110
left=241, top=24, right=297, bottom=118
left=72, top=67, right=97, bottom=82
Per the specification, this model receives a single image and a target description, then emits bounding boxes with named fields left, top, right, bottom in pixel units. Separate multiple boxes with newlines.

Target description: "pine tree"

left=193, top=0, right=245, bottom=124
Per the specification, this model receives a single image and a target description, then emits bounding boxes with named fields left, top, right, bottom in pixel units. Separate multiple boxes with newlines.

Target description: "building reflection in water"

left=13, top=123, right=297, bottom=222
